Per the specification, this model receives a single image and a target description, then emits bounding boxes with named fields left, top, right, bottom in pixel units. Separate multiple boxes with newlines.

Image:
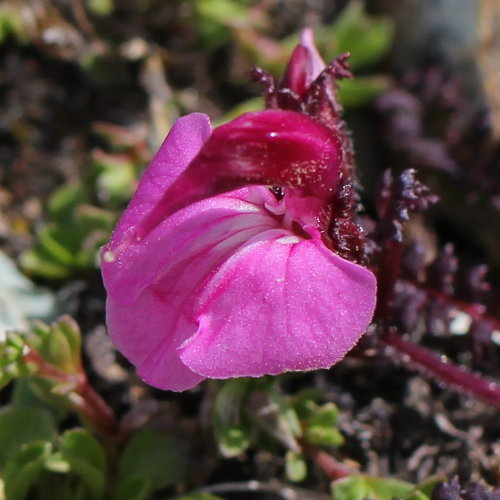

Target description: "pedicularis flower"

left=101, top=30, right=377, bottom=391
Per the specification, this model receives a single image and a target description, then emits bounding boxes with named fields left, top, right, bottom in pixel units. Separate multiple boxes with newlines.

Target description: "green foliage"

left=213, top=378, right=252, bottom=457
left=3, top=441, right=53, bottom=500
left=301, top=401, right=344, bottom=447
left=20, top=126, right=145, bottom=279
left=87, top=0, right=114, bottom=16
left=0, top=4, right=29, bottom=44
left=177, top=494, right=224, bottom=500
left=0, top=406, right=57, bottom=471
left=328, top=0, right=393, bottom=69
left=338, top=76, right=391, bottom=108
left=0, top=428, right=109, bottom=500
left=331, top=474, right=445, bottom=500
left=285, top=450, right=307, bottom=482
left=91, top=152, right=137, bottom=207
left=213, top=378, right=345, bottom=483
left=60, top=429, right=107, bottom=500
left=0, top=331, right=37, bottom=389
left=193, top=0, right=254, bottom=47
left=21, top=184, right=116, bottom=279
left=113, top=429, right=188, bottom=499
left=27, top=316, right=82, bottom=374
left=0, top=316, right=87, bottom=419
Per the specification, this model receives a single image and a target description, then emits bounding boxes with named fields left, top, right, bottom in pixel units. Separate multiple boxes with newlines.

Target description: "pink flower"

left=101, top=33, right=377, bottom=392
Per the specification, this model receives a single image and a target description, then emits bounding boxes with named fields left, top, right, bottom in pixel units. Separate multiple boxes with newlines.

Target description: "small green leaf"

left=268, top=389, right=302, bottom=440
left=87, top=0, right=114, bottom=16
left=219, top=425, right=251, bottom=457
left=48, top=185, right=86, bottom=219
left=0, top=333, right=37, bottom=388
left=60, top=429, right=107, bottom=500
left=213, top=378, right=252, bottom=457
left=37, top=228, right=75, bottom=266
left=43, top=451, right=70, bottom=473
left=57, top=316, right=82, bottom=370
left=20, top=249, right=70, bottom=279
left=3, top=441, right=52, bottom=500
left=177, top=494, right=224, bottom=500
left=0, top=406, right=56, bottom=470
left=305, top=425, right=344, bottom=447
left=91, top=151, right=137, bottom=206
left=195, top=0, right=248, bottom=25
left=338, top=76, right=390, bottom=108
left=285, top=450, right=307, bottom=482
left=332, top=475, right=419, bottom=500
left=41, top=321, right=74, bottom=372
left=331, top=0, right=393, bottom=69
left=409, top=476, right=447, bottom=500
left=112, top=477, right=150, bottom=500
left=116, top=429, right=187, bottom=495
left=0, top=5, right=29, bottom=44
left=304, top=402, right=344, bottom=447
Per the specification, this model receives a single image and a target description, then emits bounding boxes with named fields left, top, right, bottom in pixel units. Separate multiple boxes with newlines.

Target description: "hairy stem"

left=408, top=280, right=500, bottom=331
left=382, top=330, right=500, bottom=410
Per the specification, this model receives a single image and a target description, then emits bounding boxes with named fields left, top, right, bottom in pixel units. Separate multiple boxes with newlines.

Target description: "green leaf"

left=338, top=76, right=390, bottom=108
left=331, top=475, right=420, bottom=500
left=213, top=378, right=252, bottom=457
left=330, top=0, right=393, bottom=69
left=25, top=316, right=83, bottom=376
left=0, top=5, right=29, bottom=44
left=43, top=451, right=70, bottom=473
left=0, top=333, right=37, bottom=389
left=87, top=0, right=114, bottom=16
left=20, top=249, right=70, bottom=279
left=112, top=477, right=150, bottom=500
left=21, top=182, right=114, bottom=279
left=56, top=316, right=82, bottom=370
left=3, top=441, right=52, bottom=500
left=409, top=476, right=447, bottom=500
left=304, top=402, right=344, bottom=447
left=267, top=388, right=302, bottom=441
left=195, top=0, right=248, bottom=25
left=91, top=152, right=137, bottom=206
left=37, top=316, right=81, bottom=373
left=60, top=429, right=107, bottom=500
left=0, top=406, right=56, bottom=470
left=305, top=425, right=344, bottom=447
left=116, top=429, right=187, bottom=495
left=48, top=185, right=87, bottom=219
left=285, top=450, right=307, bottom=482
left=177, top=494, right=224, bottom=500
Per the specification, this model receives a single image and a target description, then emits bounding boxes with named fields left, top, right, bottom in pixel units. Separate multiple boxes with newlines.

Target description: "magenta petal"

left=178, top=236, right=377, bottom=379
left=280, top=45, right=312, bottom=97
left=135, top=110, right=343, bottom=233
left=280, top=29, right=325, bottom=96
left=299, top=28, right=325, bottom=81
left=190, top=110, right=342, bottom=197
left=103, top=187, right=282, bottom=391
left=104, top=112, right=212, bottom=252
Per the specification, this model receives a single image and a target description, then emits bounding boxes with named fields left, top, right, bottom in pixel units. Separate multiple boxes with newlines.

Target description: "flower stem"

left=381, top=330, right=500, bottom=410
left=77, top=382, right=119, bottom=435
left=300, top=440, right=356, bottom=480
